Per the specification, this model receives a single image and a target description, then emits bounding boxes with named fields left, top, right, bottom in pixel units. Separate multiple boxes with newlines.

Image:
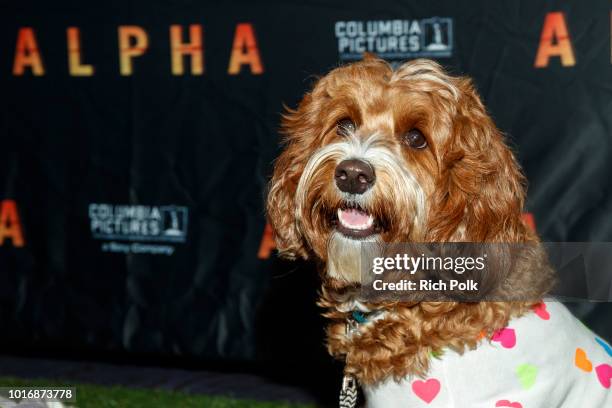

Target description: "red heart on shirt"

left=495, top=400, right=523, bottom=408
left=596, top=363, right=612, bottom=389
left=532, top=302, right=550, bottom=320
left=411, top=378, right=440, bottom=403
left=492, top=327, right=516, bottom=349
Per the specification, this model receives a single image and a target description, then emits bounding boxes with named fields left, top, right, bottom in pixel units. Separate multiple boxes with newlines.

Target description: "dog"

left=266, top=56, right=612, bottom=407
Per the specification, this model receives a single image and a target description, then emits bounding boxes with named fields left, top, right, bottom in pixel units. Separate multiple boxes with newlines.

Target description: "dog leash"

left=339, top=373, right=358, bottom=408
left=339, top=310, right=384, bottom=408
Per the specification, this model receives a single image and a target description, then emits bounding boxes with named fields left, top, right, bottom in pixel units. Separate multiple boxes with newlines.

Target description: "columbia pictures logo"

left=335, top=17, right=454, bottom=61
left=89, top=203, right=188, bottom=243
left=421, top=17, right=452, bottom=56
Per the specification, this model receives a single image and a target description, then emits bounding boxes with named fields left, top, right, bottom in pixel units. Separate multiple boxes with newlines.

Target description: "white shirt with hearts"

left=362, top=301, right=612, bottom=408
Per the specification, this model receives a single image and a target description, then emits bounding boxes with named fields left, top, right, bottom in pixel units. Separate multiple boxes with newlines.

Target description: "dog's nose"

left=335, top=159, right=375, bottom=194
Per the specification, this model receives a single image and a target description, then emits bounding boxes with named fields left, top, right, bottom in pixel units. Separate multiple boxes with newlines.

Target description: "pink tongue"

left=340, top=208, right=371, bottom=228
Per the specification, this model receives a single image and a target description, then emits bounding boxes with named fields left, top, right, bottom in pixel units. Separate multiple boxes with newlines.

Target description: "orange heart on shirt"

left=575, top=348, right=592, bottom=372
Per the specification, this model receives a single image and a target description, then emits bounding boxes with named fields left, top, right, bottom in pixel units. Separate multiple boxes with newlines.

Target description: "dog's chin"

left=325, top=204, right=384, bottom=284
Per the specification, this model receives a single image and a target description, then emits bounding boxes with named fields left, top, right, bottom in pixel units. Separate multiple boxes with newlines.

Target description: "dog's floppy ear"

left=266, top=141, right=308, bottom=260
left=427, top=78, right=532, bottom=243
left=267, top=92, right=324, bottom=259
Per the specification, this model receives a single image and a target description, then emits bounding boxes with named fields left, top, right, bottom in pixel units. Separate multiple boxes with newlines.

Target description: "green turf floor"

left=0, top=377, right=316, bottom=408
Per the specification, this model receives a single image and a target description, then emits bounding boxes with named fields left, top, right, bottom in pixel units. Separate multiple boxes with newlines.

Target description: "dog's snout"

left=335, top=159, right=375, bottom=194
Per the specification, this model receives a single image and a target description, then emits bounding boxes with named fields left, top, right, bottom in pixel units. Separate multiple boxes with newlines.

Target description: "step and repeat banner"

left=1, top=0, right=611, bottom=361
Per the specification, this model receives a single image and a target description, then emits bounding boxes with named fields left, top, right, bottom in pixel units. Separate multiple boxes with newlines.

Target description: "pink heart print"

left=595, top=363, right=612, bottom=389
left=532, top=302, right=550, bottom=320
left=411, top=378, right=441, bottom=403
left=495, top=400, right=523, bottom=408
left=492, top=327, right=516, bottom=349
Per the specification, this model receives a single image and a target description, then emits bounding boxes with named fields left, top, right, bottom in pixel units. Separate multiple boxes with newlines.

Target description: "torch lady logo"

left=334, top=17, right=453, bottom=61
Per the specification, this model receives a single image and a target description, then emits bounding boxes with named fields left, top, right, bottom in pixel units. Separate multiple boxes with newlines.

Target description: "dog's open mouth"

left=334, top=204, right=381, bottom=238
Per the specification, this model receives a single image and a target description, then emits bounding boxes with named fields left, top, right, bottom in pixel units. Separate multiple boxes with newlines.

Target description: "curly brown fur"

left=319, top=295, right=543, bottom=385
left=266, top=56, right=554, bottom=385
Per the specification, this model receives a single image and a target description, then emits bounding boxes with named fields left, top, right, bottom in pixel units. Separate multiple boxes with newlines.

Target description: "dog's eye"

left=403, top=129, right=428, bottom=149
left=336, top=118, right=356, bottom=136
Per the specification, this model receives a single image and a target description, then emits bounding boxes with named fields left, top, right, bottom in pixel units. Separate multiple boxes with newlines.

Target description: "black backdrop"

left=1, top=0, right=611, bottom=380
